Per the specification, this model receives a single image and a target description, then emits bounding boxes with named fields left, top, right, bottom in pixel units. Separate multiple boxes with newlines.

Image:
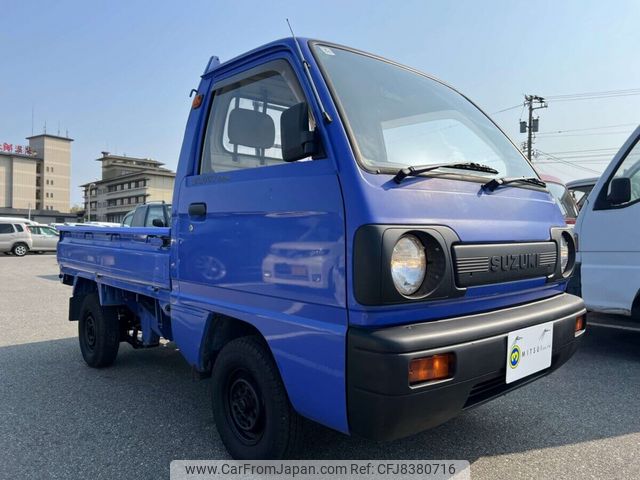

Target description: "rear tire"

left=78, top=293, right=120, bottom=368
left=211, top=336, right=303, bottom=459
left=12, top=243, right=28, bottom=257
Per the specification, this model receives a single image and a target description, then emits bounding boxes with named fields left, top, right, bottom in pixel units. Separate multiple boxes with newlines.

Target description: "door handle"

left=188, top=202, right=207, bottom=217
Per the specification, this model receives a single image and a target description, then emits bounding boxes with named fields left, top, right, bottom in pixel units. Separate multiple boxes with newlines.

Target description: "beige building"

left=0, top=134, right=72, bottom=214
left=81, top=152, right=175, bottom=223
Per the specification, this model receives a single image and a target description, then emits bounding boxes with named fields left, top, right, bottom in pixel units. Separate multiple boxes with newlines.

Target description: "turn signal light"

left=575, top=315, right=586, bottom=335
left=409, top=353, right=455, bottom=385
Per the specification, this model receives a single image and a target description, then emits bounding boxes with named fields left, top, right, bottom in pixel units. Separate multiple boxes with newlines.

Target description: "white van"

left=574, top=125, right=640, bottom=318
left=0, top=219, right=34, bottom=256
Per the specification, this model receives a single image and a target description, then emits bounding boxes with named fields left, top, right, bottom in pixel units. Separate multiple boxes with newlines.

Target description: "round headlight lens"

left=560, top=235, right=570, bottom=272
left=391, top=235, right=427, bottom=295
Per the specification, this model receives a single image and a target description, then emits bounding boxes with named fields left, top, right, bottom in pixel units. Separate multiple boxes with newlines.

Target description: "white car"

left=29, top=224, right=60, bottom=253
left=0, top=219, right=33, bottom=256
left=574, top=125, right=640, bottom=318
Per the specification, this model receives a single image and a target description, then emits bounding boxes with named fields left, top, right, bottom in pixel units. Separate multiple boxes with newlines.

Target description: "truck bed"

left=57, top=226, right=172, bottom=299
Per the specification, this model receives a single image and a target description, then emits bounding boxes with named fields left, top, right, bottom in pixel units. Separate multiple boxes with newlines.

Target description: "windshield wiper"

left=393, top=162, right=499, bottom=184
left=482, top=176, right=546, bottom=192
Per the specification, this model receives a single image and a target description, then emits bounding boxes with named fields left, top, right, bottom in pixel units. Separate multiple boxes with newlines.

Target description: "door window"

left=132, top=206, right=146, bottom=226
left=609, top=142, right=640, bottom=203
left=14, top=224, right=24, bottom=232
left=200, top=60, right=312, bottom=174
left=0, top=224, right=14, bottom=234
left=597, top=139, right=640, bottom=209
left=122, top=211, right=134, bottom=226
left=145, top=205, right=166, bottom=227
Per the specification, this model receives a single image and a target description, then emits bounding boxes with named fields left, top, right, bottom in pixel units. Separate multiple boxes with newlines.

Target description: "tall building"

left=0, top=133, right=73, bottom=222
left=81, top=152, right=175, bottom=223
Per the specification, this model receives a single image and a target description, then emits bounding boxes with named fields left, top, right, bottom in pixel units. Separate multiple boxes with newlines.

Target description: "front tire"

left=78, top=293, right=120, bottom=367
left=12, top=243, right=28, bottom=257
left=212, top=336, right=302, bottom=459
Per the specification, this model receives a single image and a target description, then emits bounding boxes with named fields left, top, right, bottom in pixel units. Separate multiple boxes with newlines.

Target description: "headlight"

left=391, top=235, right=426, bottom=295
left=560, top=235, right=570, bottom=272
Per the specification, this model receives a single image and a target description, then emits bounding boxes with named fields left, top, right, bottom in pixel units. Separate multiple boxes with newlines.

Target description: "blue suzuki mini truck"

left=57, top=38, right=586, bottom=459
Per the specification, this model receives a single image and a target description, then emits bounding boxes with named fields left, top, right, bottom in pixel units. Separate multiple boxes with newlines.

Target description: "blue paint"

left=58, top=38, right=570, bottom=436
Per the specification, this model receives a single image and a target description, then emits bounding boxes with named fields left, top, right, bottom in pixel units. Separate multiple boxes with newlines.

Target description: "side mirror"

left=281, top=102, right=318, bottom=162
left=608, top=177, right=631, bottom=205
left=152, top=218, right=165, bottom=227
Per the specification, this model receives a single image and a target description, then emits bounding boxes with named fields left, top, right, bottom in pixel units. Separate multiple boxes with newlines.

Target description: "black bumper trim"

left=347, top=293, right=585, bottom=440
left=349, top=292, right=585, bottom=353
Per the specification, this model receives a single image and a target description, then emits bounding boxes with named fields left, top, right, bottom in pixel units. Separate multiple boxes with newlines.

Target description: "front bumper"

left=347, top=293, right=586, bottom=440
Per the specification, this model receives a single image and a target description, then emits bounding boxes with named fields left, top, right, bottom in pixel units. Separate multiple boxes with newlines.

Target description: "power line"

left=535, top=149, right=603, bottom=174
left=545, top=147, right=618, bottom=154
left=536, top=122, right=637, bottom=135
left=490, top=103, right=523, bottom=114
left=546, top=88, right=640, bottom=99
left=536, top=131, right=632, bottom=138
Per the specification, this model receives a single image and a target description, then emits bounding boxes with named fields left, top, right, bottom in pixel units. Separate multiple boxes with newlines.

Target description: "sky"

left=2, top=0, right=640, bottom=205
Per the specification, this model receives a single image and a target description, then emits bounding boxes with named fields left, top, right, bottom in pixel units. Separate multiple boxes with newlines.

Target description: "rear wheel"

left=211, top=336, right=302, bottom=459
left=12, top=243, right=28, bottom=257
left=78, top=293, right=120, bottom=367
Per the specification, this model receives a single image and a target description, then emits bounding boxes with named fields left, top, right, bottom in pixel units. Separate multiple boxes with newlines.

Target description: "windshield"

left=313, top=44, right=537, bottom=180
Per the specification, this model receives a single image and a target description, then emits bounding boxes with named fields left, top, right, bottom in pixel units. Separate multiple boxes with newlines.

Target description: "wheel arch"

left=199, top=313, right=269, bottom=377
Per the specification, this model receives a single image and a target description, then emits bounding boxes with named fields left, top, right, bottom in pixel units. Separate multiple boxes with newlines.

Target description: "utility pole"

left=520, top=95, right=547, bottom=161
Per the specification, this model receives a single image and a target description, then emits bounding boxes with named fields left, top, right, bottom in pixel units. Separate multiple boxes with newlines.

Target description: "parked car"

left=57, top=38, right=585, bottom=459
left=121, top=202, right=171, bottom=227
left=29, top=224, right=60, bottom=253
left=566, top=177, right=599, bottom=211
left=0, top=216, right=38, bottom=226
left=572, top=126, right=640, bottom=318
left=541, top=175, right=580, bottom=225
left=0, top=219, right=33, bottom=256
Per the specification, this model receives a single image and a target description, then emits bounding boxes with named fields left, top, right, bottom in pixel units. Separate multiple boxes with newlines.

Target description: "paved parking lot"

left=1, top=255, right=639, bottom=479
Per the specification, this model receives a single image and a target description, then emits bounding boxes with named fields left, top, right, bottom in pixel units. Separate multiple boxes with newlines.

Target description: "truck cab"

left=58, top=38, right=585, bottom=459
left=573, top=126, right=640, bottom=318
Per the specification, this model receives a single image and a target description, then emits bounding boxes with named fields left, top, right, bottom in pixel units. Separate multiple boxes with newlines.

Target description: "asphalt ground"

left=1, top=254, right=639, bottom=479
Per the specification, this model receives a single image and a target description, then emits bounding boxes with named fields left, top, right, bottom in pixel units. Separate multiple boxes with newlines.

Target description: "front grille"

left=453, top=242, right=557, bottom=287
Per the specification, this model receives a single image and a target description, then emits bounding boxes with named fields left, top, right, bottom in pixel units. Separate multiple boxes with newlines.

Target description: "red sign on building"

left=1, top=142, right=35, bottom=155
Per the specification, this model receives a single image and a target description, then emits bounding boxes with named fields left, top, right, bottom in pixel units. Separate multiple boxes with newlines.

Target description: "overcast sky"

left=2, top=0, right=640, bottom=204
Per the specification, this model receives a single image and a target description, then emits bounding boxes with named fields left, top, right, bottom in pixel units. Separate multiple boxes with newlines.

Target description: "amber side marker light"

left=409, top=353, right=455, bottom=385
left=575, top=314, right=586, bottom=335
left=192, top=94, right=203, bottom=109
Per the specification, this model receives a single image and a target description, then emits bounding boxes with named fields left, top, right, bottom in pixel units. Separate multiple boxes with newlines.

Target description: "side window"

left=0, top=224, right=14, bottom=234
left=601, top=140, right=640, bottom=208
left=31, top=227, right=41, bottom=234
left=132, top=206, right=146, bottom=227
left=200, top=60, right=312, bottom=174
left=122, top=211, right=134, bottom=227
left=145, top=205, right=165, bottom=227
left=14, top=224, right=24, bottom=232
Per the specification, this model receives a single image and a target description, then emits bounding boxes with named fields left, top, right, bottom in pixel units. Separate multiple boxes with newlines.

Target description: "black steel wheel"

left=78, top=293, right=120, bottom=368
left=212, top=336, right=302, bottom=459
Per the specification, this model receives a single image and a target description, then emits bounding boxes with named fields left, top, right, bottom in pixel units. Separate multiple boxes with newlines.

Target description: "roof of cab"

left=203, top=37, right=309, bottom=76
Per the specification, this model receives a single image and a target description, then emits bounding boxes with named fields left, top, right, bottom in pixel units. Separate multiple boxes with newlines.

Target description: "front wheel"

left=211, top=336, right=303, bottom=459
left=78, top=293, right=120, bottom=367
